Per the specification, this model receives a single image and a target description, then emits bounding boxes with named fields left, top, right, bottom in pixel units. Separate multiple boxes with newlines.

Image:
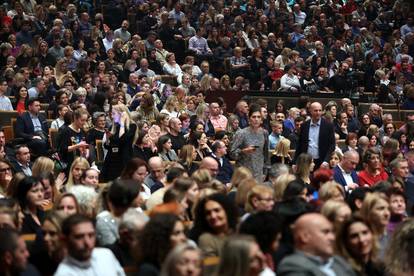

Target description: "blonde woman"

left=66, top=157, right=90, bottom=191
left=273, top=173, right=296, bottom=202
left=102, top=104, right=137, bottom=181
left=32, top=157, right=66, bottom=192
left=274, top=47, right=291, bottom=70
left=229, top=166, right=253, bottom=193
left=271, top=138, right=292, bottom=165
left=320, top=199, right=351, bottom=230
left=360, top=192, right=391, bottom=258
left=160, top=95, right=179, bottom=118
left=178, top=145, right=199, bottom=175
left=319, top=181, right=346, bottom=202
left=244, top=185, right=275, bottom=216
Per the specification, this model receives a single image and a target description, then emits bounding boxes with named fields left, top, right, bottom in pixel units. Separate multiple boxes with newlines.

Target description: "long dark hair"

left=137, top=213, right=182, bottom=267
left=190, top=193, right=238, bottom=242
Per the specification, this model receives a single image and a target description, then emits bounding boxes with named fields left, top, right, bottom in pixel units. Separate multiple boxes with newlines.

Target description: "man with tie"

left=295, top=102, right=335, bottom=168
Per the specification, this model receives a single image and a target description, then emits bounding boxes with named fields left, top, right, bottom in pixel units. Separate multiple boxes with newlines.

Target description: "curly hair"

left=190, top=193, right=238, bottom=242
left=137, top=213, right=181, bottom=268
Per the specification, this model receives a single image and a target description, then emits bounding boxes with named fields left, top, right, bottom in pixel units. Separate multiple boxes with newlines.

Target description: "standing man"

left=114, top=20, right=131, bottom=43
left=55, top=214, right=125, bottom=275
left=295, top=102, right=335, bottom=168
left=209, top=102, right=228, bottom=132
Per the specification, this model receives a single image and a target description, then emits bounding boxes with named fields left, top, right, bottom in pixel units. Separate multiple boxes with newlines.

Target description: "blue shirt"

left=269, top=133, right=283, bottom=150
left=307, top=119, right=321, bottom=159
left=30, top=114, right=42, bottom=132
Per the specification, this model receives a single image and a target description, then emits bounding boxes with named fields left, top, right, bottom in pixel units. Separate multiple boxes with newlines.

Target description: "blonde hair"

left=245, top=185, right=274, bottom=212
left=360, top=192, right=389, bottom=235
left=191, top=169, right=212, bottom=189
left=321, top=199, right=351, bottom=226
left=32, top=156, right=55, bottom=177
left=235, top=178, right=257, bottom=209
left=179, top=145, right=195, bottom=167
left=273, top=173, right=296, bottom=202
left=273, top=138, right=291, bottom=161
left=230, top=167, right=253, bottom=190
left=66, top=157, right=90, bottom=190
left=319, top=181, right=345, bottom=202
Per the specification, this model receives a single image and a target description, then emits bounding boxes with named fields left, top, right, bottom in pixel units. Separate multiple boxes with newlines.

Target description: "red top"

left=358, top=169, right=388, bottom=187
left=16, top=101, right=25, bottom=114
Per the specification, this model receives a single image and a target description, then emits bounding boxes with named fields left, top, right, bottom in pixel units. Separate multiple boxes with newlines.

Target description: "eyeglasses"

left=258, top=197, right=274, bottom=202
left=0, top=167, right=12, bottom=173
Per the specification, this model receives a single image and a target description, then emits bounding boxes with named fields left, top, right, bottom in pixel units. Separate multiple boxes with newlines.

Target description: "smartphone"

left=253, top=145, right=260, bottom=148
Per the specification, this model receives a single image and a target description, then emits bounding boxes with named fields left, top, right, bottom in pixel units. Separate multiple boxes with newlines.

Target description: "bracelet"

left=119, top=123, right=125, bottom=128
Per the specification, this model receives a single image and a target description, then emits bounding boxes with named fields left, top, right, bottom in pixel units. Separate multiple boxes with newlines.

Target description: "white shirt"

left=307, top=119, right=321, bottom=159
left=54, top=248, right=125, bottom=276
left=0, top=95, right=13, bottom=111
left=338, top=164, right=354, bottom=188
left=280, top=73, right=300, bottom=90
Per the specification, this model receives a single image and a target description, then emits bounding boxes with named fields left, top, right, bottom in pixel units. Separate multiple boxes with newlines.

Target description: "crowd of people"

left=0, top=0, right=414, bottom=275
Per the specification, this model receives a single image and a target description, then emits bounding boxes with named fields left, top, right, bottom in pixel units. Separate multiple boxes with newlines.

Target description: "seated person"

left=15, top=98, right=49, bottom=156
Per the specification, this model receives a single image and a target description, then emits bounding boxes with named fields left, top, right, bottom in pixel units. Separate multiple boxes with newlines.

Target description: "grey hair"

left=268, top=163, right=290, bottom=179
left=69, top=185, right=98, bottom=217
left=119, top=208, right=149, bottom=231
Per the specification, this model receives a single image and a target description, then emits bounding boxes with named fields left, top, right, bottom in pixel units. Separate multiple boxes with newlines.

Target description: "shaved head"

left=293, top=213, right=335, bottom=260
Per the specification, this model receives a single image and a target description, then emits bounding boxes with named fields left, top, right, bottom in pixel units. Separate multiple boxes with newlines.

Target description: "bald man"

left=294, top=102, right=335, bottom=168
left=277, top=213, right=356, bottom=276
left=144, top=156, right=165, bottom=189
left=333, top=151, right=359, bottom=191
left=199, top=157, right=219, bottom=178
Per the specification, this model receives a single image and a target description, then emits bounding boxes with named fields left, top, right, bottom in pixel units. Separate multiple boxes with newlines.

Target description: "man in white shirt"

left=0, top=78, right=13, bottom=111
left=55, top=214, right=125, bottom=276
left=333, top=151, right=359, bottom=191
left=293, top=4, right=307, bottom=25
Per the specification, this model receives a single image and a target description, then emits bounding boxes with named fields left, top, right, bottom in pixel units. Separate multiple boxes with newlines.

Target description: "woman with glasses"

left=0, top=159, right=13, bottom=197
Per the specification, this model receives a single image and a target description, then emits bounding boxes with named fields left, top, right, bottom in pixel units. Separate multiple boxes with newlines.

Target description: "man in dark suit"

left=211, top=141, right=233, bottom=184
left=277, top=213, right=356, bottom=276
left=15, top=98, right=49, bottom=156
left=295, top=102, right=335, bottom=168
left=333, top=151, right=359, bottom=191
left=10, top=144, right=32, bottom=176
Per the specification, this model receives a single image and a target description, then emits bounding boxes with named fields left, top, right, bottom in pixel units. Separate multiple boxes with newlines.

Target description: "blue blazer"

left=15, top=112, right=48, bottom=141
left=333, top=165, right=358, bottom=187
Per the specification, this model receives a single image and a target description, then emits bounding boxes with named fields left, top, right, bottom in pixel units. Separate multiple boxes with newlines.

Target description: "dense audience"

left=0, top=0, right=413, bottom=275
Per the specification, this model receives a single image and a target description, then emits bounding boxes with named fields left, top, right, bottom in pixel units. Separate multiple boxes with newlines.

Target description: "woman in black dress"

left=57, top=108, right=89, bottom=171
left=102, top=104, right=137, bottom=181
